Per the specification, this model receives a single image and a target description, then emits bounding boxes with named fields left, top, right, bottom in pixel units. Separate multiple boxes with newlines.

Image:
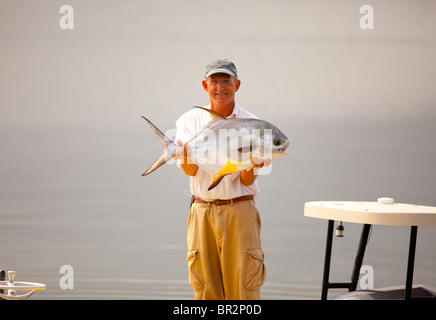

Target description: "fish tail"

left=141, top=116, right=179, bottom=176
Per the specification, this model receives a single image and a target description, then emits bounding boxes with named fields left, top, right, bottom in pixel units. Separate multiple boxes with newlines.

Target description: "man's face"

left=202, top=73, right=241, bottom=106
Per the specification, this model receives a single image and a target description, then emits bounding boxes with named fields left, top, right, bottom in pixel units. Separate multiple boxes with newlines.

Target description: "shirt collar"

left=205, top=102, right=241, bottom=119
left=229, top=102, right=241, bottom=118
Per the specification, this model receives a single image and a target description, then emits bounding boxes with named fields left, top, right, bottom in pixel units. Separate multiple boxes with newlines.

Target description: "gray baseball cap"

left=204, top=58, right=238, bottom=78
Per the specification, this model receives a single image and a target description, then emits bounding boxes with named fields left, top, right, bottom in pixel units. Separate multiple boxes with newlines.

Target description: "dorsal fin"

left=193, top=106, right=226, bottom=121
left=183, top=106, right=227, bottom=145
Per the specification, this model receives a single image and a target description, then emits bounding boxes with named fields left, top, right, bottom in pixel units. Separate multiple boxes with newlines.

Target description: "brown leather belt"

left=193, top=195, right=254, bottom=205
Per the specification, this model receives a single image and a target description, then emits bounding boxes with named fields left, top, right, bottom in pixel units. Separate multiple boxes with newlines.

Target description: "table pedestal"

left=321, top=220, right=417, bottom=300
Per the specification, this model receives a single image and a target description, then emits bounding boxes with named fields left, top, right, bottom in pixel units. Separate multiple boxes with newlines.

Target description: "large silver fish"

left=142, top=107, right=289, bottom=190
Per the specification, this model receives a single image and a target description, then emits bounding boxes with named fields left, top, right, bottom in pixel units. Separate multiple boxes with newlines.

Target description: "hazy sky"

left=1, top=0, right=435, bottom=134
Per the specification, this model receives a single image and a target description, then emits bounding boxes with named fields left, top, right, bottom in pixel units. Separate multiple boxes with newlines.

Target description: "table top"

left=304, top=199, right=436, bottom=226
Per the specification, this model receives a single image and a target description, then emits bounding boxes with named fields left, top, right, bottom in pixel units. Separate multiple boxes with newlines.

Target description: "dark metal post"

left=350, top=224, right=372, bottom=291
left=405, top=226, right=418, bottom=300
left=321, top=220, right=334, bottom=300
left=0, top=269, right=5, bottom=298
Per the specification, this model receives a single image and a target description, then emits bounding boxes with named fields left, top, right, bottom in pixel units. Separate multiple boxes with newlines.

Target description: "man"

left=174, top=59, right=267, bottom=300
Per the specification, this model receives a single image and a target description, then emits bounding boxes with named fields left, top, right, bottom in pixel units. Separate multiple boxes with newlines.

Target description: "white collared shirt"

left=175, top=103, right=260, bottom=200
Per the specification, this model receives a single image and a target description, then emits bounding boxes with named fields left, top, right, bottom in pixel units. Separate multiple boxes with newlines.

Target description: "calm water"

left=1, top=117, right=435, bottom=300
left=1, top=0, right=435, bottom=300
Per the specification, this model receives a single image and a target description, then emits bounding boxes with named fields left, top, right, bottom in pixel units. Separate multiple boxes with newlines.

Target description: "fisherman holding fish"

left=141, top=58, right=288, bottom=299
left=172, top=59, right=287, bottom=300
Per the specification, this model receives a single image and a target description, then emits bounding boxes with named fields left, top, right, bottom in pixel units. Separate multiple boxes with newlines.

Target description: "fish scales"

left=141, top=107, right=289, bottom=190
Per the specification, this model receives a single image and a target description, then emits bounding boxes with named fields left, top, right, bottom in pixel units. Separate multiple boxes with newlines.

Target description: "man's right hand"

left=174, top=140, right=191, bottom=163
left=175, top=140, right=198, bottom=176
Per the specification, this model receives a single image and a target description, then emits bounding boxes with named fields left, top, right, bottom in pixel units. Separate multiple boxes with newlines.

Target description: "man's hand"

left=240, top=157, right=271, bottom=186
left=175, top=140, right=198, bottom=176
left=174, top=140, right=191, bottom=162
left=240, top=158, right=265, bottom=186
left=251, top=157, right=271, bottom=169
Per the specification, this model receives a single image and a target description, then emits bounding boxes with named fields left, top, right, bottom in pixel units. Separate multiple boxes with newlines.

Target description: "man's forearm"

left=181, top=163, right=198, bottom=176
left=240, top=168, right=257, bottom=186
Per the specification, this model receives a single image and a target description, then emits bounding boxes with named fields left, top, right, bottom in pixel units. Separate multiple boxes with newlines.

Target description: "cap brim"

left=205, top=68, right=236, bottom=78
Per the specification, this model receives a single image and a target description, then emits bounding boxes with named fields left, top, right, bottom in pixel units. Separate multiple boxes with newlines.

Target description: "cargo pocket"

left=244, top=248, right=266, bottom=290
left=187, top=249, right=204, bottom=291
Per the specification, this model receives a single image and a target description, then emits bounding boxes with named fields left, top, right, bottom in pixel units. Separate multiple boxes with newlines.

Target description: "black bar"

left=321, top=220, right=334, bottom=300
left=0, top=269, right=5, bottom=298
left=350, top=224, right=372, bottom=291
left=405, top=226, right=418, bottom=300
left=328, top=282, right=352, bottom=289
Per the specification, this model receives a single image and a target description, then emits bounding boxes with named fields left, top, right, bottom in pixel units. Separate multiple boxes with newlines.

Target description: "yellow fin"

left=218, top=160, right=239, bottom=176
left=208, top=175, right=226, bottom=191
left=208, top=160, right=240, bottom=190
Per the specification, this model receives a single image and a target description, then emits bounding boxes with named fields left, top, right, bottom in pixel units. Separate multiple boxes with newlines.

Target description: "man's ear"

left=235, top=79, right=241, bottom=92
left=202, top=79, right=209, bottom=92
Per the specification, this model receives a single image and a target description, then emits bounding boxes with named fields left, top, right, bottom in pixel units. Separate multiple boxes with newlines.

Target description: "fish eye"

left=273, top=138, right=282, bottom=146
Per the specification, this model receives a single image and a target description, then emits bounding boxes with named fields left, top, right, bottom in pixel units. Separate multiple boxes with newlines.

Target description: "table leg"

left=320, top=221, right=372, bottom=299
left=321, top=220, right=335, bottom=300
left=0, top=269, right=5, bottom=297
left=350, top=224, right=372, bottom=291
left=405, top=226, right=418, bottom=300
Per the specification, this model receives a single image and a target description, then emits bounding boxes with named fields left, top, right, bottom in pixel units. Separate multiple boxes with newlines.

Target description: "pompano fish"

left=142, top=107, right=289, bottom=190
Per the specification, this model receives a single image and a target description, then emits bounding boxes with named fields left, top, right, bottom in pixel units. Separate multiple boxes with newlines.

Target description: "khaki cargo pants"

left=187, top=200, right=266, bottom=300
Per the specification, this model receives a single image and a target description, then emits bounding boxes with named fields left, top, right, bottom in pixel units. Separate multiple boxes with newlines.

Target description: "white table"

left=304, top=198, right=436, bottom=300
